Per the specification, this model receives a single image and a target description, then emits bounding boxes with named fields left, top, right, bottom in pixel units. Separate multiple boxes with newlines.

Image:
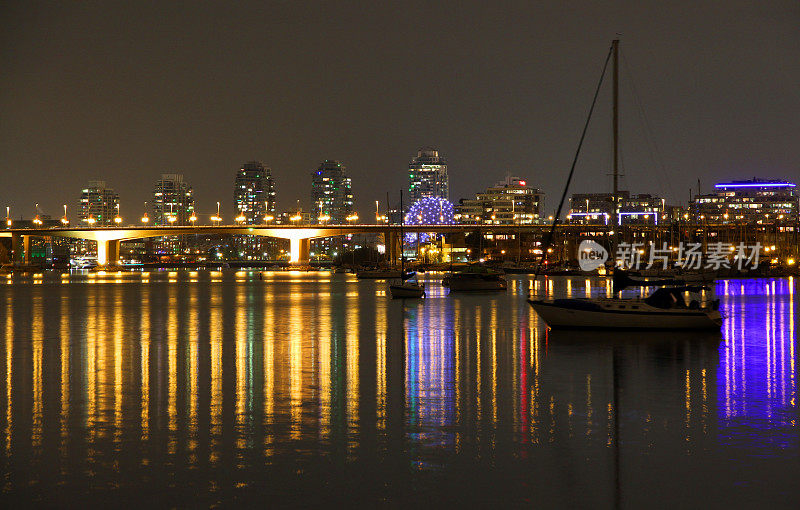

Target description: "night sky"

left=1, top=1, right=798, bottom=220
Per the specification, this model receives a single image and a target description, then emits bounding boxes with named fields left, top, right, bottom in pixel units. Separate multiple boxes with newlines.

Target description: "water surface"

left=0, top=271, right=797, bottom=507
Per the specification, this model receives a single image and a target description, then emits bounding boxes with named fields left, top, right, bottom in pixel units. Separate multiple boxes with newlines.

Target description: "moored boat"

left=388, top=189, right=425, bottom=299
left=528, top=286, right=721, bottom=329
left=444, top=266, right=507, bottom=292
left=389, top=278, right=425, bottom=298
left=357, top=268, right=402, bottom=279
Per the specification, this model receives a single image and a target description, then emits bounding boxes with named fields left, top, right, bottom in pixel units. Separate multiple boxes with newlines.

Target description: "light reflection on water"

left=717, top=278, right=797, bottom=449
left=0, top=272, right=797, bottom=507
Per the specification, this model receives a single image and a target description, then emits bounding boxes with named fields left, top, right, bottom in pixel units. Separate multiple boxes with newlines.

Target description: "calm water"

left=0, top=271, right=797, bottom=508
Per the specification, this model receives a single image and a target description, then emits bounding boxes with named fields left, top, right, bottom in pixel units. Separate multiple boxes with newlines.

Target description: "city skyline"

left=1, top=2, right=798, bottom=219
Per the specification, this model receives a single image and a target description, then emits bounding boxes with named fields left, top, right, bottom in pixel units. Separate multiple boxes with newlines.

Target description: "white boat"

left=388, top=189, right=425, bottom=299
left=528, top=286, right=722, bottom=330
left=70, top=256, right=97, bottom=269
left=389, top=279, right=425, bottom=298
left=445, top=266, right=507, bottom=292
left=357, top=268, right=402, bottom=279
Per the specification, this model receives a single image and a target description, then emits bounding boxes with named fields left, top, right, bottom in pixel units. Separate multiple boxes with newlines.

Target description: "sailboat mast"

left=612, top=39, right=619, bottom=222
left=399, top=190, right=404, bottom=275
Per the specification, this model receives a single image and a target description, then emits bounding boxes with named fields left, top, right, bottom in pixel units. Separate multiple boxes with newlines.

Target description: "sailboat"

left=527, top=40, right=722, bottom=330
left=389, top=190, right=425, bottom=299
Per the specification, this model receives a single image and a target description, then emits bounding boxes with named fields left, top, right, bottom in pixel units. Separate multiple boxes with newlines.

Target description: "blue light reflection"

left=717, top=278, right=797, bottom=449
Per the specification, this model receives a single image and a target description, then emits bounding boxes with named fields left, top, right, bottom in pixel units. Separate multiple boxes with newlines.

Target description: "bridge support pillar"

left=96, top=239, right=121, bottom=267
left=22, top=235, right=31, bottom=264
left=11, top=233, right=22, bottom=263
left=289, top=237, right=311, bottom=265
left=385, top=230, right=398, bottom=267
left=108, top=240, right=121, bottom=266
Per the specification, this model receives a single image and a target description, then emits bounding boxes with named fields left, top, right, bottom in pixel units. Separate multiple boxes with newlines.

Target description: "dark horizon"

left=1, top=1, right=798, bottom=219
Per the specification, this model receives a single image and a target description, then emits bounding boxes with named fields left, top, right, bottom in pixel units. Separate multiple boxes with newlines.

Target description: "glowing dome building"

left=404, top=197, right=456, bottom=243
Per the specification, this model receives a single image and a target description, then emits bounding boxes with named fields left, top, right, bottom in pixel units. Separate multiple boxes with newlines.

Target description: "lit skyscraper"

left=311, top=160, right=353, bottom=224
left=78, top=180, right=119, bottom=225
left=152, top=174, right=195, bottom=225
left=408, top=146, right=448, bottom=204
left=234, top=161, right=276, bottom=224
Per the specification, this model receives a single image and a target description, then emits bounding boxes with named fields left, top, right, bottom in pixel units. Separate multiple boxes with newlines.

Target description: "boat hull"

left=528, top=300, right=721, bottom=330
left=389, top=284, right=425, bottom=298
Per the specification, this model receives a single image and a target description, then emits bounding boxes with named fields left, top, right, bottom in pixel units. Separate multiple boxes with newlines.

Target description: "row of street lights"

left=5, top=200, right=365, bottom=227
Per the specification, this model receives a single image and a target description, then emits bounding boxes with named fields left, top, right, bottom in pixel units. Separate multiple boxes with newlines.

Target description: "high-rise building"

left=408, top=147, right=448, bottom=204
left=311, top=160, right=353, bottom=224
left=690, top=178, right=798, bottom=223
left=152, top=174, right=195, bottom=225
left=457, top=176, right=545, bottom=225
left=234, top=161, right=276, bottom=224
left=78, top=180, right=119, bottom=225
left=567, top=191, right=668, bottom=225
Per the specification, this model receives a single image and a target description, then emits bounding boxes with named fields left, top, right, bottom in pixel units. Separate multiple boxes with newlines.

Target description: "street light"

left=235, top=214, right=246, bottom=223
left=61, top=205, right=69, bottom=225
left=33, top=203, right=42, bottom=225
left=114, top=203, right=122, bottom=224
left=5, top=206, right=10, bottom=227
left=85, top=216, right=96, bottom=225
left=211, top=202, right=222, bottom=224
left=264, top=214, right=274, bottom=223
left=189, top=212, right=197, bottom=224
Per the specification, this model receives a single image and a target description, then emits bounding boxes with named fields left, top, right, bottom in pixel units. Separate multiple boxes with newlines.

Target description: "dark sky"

left=1, top=1, right=798, bottom=220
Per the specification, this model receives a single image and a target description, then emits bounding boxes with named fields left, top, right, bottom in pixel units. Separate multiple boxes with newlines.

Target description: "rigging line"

left=621, top=52, right=678, bottom=205
left=533, top=43, right=615, bottom=281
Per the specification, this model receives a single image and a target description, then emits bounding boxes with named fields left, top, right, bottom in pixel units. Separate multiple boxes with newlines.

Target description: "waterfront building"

left=150, top=174, right=195, bottom=257
left=233, top=162, right=278, bottom=258
left=234, top=161, right=276, bottom=223
left=152, top=174, right=195, bottom=225
left=456, top=176, right=544, bottom=225
left=619, top=194, right=667, bottom=225
left=567, top=191, right=666, bottom=225
left=690, top=178, right=798, bottom=223
left=78, top=180, right=119, bottom=225
left=311, top=160, right=353, bottom=224
left=408, top=147, right=448, bottom=204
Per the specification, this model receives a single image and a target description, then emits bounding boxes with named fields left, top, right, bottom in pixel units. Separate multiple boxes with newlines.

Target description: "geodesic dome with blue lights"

left=404, top=197, right=456, bottom=243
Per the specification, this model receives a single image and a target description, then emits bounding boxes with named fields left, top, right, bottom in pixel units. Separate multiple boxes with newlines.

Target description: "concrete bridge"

left=1, top=224, right=504, bottom=266
left=5, top=222, right=785, bottom=267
